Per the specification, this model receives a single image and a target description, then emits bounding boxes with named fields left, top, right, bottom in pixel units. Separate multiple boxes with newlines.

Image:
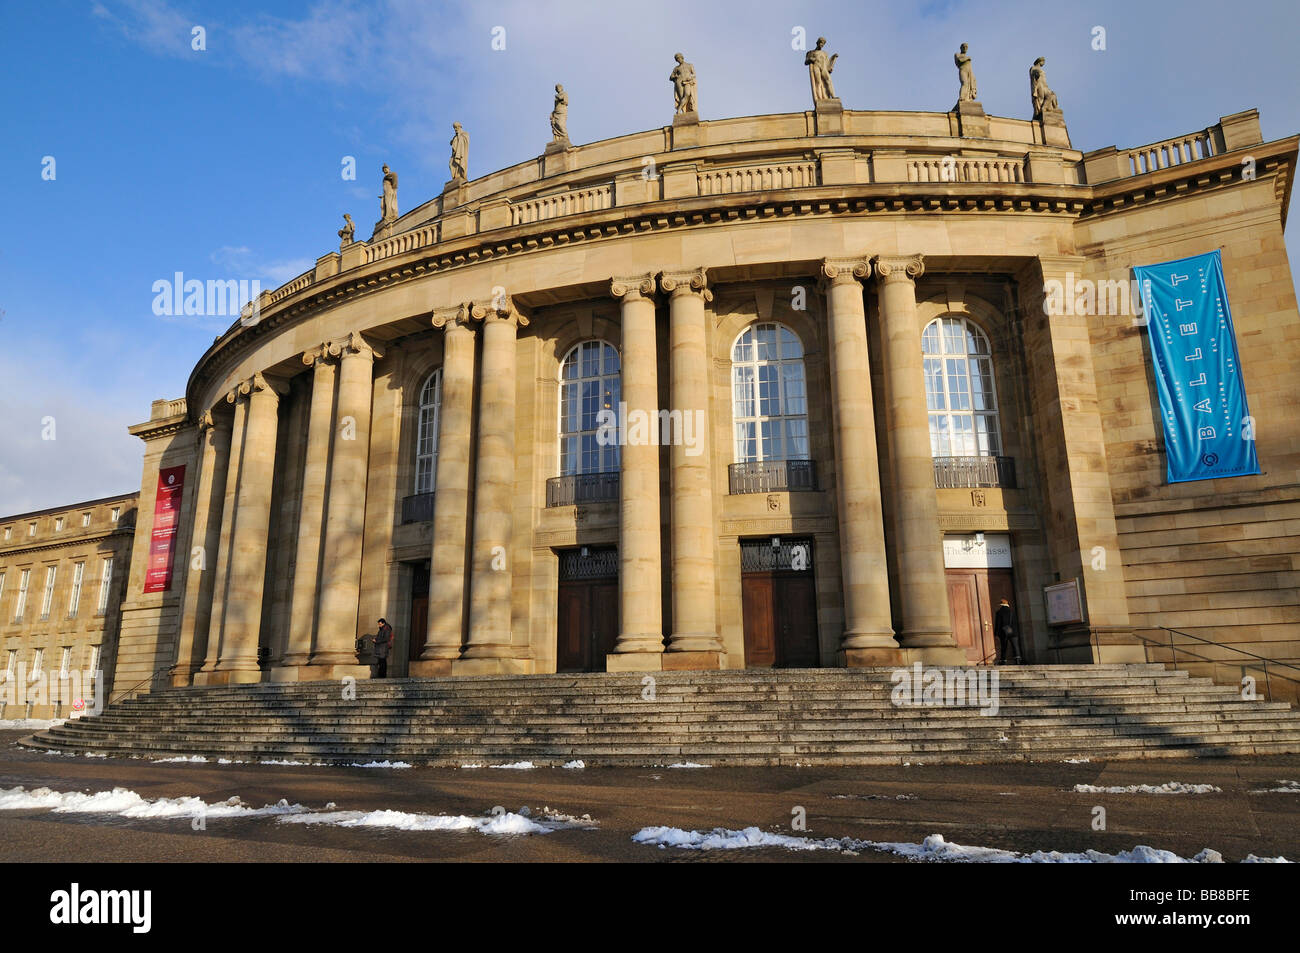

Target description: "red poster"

left=143, top=465, right=186, bottom=593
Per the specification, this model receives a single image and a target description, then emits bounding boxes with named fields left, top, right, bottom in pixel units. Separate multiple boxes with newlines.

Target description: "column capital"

left=872, top=254, right=925, bottom=283
left=226, top=372, right=287, bottom=406
left=198, top=409, right=232, bottom=434
left=610, top=274, right=656, bottom=302
left=471, top=297, right=530, bottom=327
left=431, top=302, right=475, bottom=331
left=301, top=342, right=335, bottom=369
left=327, top=330, right=385, bottom=362
left=659, top=268, right=712, bottom=302
left=820, top=257, right=872, bottom=284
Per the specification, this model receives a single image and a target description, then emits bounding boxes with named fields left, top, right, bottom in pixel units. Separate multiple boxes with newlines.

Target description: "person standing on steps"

left=373, top=618, right=394, bottom=678
left=994, top=598, right=1021, bottom=664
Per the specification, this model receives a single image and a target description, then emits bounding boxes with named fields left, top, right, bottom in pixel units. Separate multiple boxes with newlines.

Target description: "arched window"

left=559, top=340, right=620, bottom=475
left=731, top=322, right=808, bottom=462
left=414, top=369, right=442, bottom=493
left=922, top=316, right=1001, bottom=456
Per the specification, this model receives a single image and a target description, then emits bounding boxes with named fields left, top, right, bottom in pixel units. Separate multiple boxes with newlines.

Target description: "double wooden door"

left=555, top=546, right=619, bottom=672
left=945, top=568, right=1016, bottom=664
left=556, top=581, right=618, bottom=672
left=741, top=538, right=819, bottom=668
left=408, top=561, right=430, bottom=662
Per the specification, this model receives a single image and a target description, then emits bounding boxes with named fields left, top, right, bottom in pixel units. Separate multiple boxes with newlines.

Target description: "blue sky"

left=1, top=0, right=1297, bottom=514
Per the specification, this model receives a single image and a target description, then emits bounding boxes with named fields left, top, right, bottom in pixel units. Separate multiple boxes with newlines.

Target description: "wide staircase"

left=19, top=664, right=1300, bottom=766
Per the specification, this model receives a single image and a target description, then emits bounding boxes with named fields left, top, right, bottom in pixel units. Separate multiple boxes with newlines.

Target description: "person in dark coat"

left=994, top=599, right=1021, bottom=663
left=373, top=618, right=394, bottom=678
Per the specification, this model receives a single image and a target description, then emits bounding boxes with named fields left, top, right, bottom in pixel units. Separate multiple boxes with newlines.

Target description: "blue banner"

left=1133, top=250, right=1259, bottom=483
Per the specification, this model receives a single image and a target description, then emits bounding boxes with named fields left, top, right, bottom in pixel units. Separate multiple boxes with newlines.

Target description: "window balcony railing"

left=546, top=472, right=620, bottom=507
left=400, top=492, right=436, bottom=524
left=932, top=455, right=1017, bottom=489
left=728, top=459, right=817, bottom=495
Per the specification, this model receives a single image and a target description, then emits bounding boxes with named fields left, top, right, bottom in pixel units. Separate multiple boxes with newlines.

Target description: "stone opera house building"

left=100, top=56, right=1300, bottom=702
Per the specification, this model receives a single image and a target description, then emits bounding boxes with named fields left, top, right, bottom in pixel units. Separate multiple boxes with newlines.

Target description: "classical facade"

left=0, top=493, right=136, bottom=718
left=105, top=92, right=1299, bottom=697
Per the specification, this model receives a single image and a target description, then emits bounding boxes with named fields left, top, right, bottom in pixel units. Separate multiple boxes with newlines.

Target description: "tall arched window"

left=414, top=369, right=442, bottom=493
left=731, top=322, right=808, bottom=462
left=559, top=340, right=620, bottom=475
left=922, top=316, right=1001, bottom=456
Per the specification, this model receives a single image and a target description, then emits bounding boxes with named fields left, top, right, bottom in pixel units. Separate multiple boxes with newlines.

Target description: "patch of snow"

left=460, top=764, right=484, bottom=769
left=278, top=806, right=586, bottom=835
left=154, top=755, right=209, bottom=763
left=0, top=718, right=66, bottom=730
left=1243, top=854, right=1292, bottom=863
left=831, top=793, right=917, bottom=801
left=632, top=827, right=1259, bottom=863
left=1064, top=758, right=1091, bottom=764
left=350, top=760, right=411, bottom=769
left=1250, top=779, right=1300, bottom=794
left=561, top=760, right=585, bottom=770
left=1072, top=782, right=1222, bottom=795
left=666, top=762, right=709, bottom=769
left=259, top=759, right=312, bottom=766
left=0, top=785, right=309, bottom=819
left=490, top=761, right=536, bottom=770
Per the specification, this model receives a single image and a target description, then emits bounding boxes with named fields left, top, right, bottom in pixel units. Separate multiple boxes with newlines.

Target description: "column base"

left=191, top=667, right=263, bottom=686
left=167, top=667, right=199, bottom=688
left=897, top=646, right=973, bottom=667
left=605, top=652, right=663, bottom=673
left=662, top=650, right=724, bottom=671
left=408, top=659, right=455, bottom=677
left=265, top=663, right=372, bottom=683
left=612, top=636, right=666, bottom=655
left=841, top=647, right=905, bottom=668
left=451, top=657, right=534, bottom=676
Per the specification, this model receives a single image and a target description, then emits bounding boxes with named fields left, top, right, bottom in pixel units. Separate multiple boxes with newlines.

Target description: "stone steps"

left=22, top=664, right=1300, bottom=765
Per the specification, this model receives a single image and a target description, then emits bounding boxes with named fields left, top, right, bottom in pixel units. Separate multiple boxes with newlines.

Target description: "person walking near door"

left=994, top=598, right=1021, bottom=664
left=373, top=617, right=394, bottom=678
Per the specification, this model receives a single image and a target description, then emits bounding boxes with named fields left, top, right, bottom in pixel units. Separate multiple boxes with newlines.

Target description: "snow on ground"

left=631, top=827, right=1290, bottom=863
left=279, top=805, right=594, bottom=835
left=0, top=785, right=308, bottom=819
left=154, top=755, right=209, bottom=763
left=562, top=760, right=585, bottom=769
left=0, top=784, right=595, bottom=835
left=1072, top=782, right=1222, bottom=795
left=666, top=762, right=709, bottom=769
left=490, top=761, right=536, bottom=770
left=1250, top=780, right=1300, bottom=794
left=831, top=793, right=917, bottom=801
left=0, top=718, right=65, bottom=730
left=1064, top=758, right=1091, bottom=764
left=350, top=761, right=412, bottom=769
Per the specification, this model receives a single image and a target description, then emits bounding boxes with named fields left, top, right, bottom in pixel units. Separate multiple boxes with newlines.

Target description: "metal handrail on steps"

left=1132, top=626, right=1300, bottom=702
left=106, top=664, right=176, bottom=707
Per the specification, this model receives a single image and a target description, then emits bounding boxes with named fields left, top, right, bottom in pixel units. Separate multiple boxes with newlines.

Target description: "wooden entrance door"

left=408, top=561, right=430, bottom=662
left=944, top=568, right=1015, bottom=664
left=555, top=547, right=619, bottom=672
left=741, top=538, right=818, bottom=668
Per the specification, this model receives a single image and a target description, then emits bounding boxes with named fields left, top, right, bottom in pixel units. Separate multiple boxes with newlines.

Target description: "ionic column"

left=821, top=258, right=900, bottom=662
left=873, top=254, right=960, bottom=653
left=609, top=275, right=664, bottom=664
left=660, top=268, right=722, bottom=661
left=214, top=373, right=284, bottom=682
left=458, top=300, right=527, bottom=670
left=195, top=390, right=246, bottom=683
left=312, top=332, right=382, bottom=671
left=171, top=410, right=231, bottom=686
left=414, top=304, right=477, bottom=675
left=282, top=345, right=336, bottom=668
